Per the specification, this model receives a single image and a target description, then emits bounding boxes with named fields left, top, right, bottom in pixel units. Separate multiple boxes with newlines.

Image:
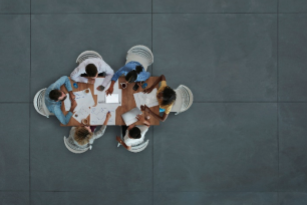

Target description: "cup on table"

left=85, top=89, right=90, bottom=94
left=120, top=83, right=127, bottom=89
left=81, top=119, right=88, bottom=125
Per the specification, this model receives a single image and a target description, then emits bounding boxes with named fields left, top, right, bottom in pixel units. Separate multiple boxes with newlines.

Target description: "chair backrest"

left=129, top=140, right=150, bottom=153
left=76, top=50, right=103, bottom=64
left=33, top=88, right=53, bottom=118
left=63, top=136, right=89, bottom=154
left=126, top=45, right=154, bottom=71
left=171, top=85, right=193, bottom=115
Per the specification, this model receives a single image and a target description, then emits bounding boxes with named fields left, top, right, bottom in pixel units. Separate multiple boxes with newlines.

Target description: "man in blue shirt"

left=45, top=76, right=77, bottom=125
left=106, top=61, right=150, bottom=95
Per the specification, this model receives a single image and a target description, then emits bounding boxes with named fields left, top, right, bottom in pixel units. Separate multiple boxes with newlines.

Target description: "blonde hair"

left=74, top=127, right=93, bottom=145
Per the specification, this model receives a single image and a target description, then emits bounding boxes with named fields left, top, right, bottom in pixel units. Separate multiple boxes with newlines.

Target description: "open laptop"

left=121, top=107, right=143, bottom=126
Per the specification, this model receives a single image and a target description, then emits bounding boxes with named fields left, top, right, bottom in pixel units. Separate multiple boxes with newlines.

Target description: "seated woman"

left=66, top=112, right=111, bottom=151
left=117, top=115, right=150, bottom=150
left=141, top=75, right=176, bottom=122
left=106, top=62, right=151, bottom=95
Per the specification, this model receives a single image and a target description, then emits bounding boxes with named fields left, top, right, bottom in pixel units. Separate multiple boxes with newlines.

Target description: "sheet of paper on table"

left=133, top=88, right=158, bottom=109
left=73, top=89, right=95, bottom=112
left=90, top=104, right=118, bottom=125
left=73, top=106, right=91, bottom=123
left=96, top=81, right=122, bottom=105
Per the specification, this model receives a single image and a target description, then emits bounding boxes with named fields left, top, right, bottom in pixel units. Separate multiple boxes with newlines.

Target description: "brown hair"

left=49, top=89, right=62, bottom=101
left=74, top=127, right=93, bottom=145
left=86, top=64, right=98, bottom=77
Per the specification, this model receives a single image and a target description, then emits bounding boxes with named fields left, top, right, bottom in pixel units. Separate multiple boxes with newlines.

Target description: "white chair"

left=171, top=85, right=193, bottom=115
left=33, top=88, right=54, bottom=118
left=126, top=45, right=154, bottom=71
left=76, top=50, right=102, bottom=64
left=63, top=136, right=90, bottom=154
left=117, top=127, right=149, bottom=153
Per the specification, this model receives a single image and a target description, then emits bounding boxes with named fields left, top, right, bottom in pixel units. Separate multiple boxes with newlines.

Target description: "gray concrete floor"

left=0, top=0, right=307, bottom=204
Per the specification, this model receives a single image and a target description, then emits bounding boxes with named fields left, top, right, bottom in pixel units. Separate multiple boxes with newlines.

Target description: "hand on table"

left=88, top=79, right=95, bottom=84
left=136, top=114, right=145, bottom=122
left=143, top=86, right=154, bottom=94
left=106, top=112, right=111, bottom=120
left=106, top=86, right=113, bottom=95
left=96, top=85, right=105, bottom=91
left=140, top=105, right=150, bottom=112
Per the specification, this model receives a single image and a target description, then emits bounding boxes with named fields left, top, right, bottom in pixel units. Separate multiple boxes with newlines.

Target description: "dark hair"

left=86, top=64, right=98, bottom=77
left=125, top=65, right=143, bottom=83
left=74, top=127, right=93, bottom=145
left=129, top=127, right=141, bottom=139
left=49, top=89, right=62, bottom=101
left=161, top=86, right=176, bottom=106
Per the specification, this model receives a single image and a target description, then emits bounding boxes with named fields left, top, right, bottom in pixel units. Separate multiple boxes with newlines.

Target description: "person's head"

left=49, top=89, right=66, bottom=102
left=74, top=126, right=93, bottom=145
left=157, top=86, right=176, bottom=106
left=125, top=65, right=143, bottom=83
left=86, top=64, right=98, bottom=79
left=128, top=127, right=141, bottom=139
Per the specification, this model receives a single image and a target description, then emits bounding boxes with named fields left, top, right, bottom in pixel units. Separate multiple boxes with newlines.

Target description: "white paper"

left=73, top=106, right=91, bottom=123
left=106, top=94, right=119, bottom=104
left=94, top=78, right=105, bottom=95
left=133, top=88, right=158, bottom=109
left=74, top=89, right=95, bottom=112
left=90, top=104, right=118, bottom=125
left=96, top=81, right=122, bottom=105
left=64, top=94, right=71, bottom=111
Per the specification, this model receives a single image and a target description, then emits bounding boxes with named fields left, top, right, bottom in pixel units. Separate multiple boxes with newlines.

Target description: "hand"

left=69, top=92, right=75, bottom=101
left=106, top=86, right=114, bottom=95
left=88, top=79, right=95, bottom=84
left=141, top=105, right=150, bottom=112
left=143, top=86, right=154, bottom=94
left=70, top=100, right=77, bottom=112
left=136, top=114, right=145, bottom=122
left=96, top=85, right=105, bottom=91
left=106, top=112, right=111, bottom=120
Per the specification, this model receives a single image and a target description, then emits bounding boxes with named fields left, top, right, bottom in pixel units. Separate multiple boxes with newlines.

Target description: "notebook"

left=121, top=107, right=143, bottom=126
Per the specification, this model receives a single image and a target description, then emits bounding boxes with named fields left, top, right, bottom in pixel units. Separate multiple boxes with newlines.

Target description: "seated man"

left=70, top=58, right=114, bottom=91
left=106, top=61, right=150, bottom=95
left=45, top=76, right=77, bottom=125
left=141, top=75, right=176, bottom=122
left=117, top=115, right=150, bottom=150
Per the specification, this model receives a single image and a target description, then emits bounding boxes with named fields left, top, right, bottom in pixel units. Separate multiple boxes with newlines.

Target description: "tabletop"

left=60, top=76, right=160, bottom=126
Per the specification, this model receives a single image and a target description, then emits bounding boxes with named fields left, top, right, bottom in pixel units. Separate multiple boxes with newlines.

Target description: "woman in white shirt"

left=117, top=115, right=150, bottom=150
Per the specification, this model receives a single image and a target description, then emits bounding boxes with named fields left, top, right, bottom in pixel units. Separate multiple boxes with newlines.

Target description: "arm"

left=136, top=71, right=151, bottom=82
left=111, top=66, right=127, bottom=82
left=144, top=75, right=166, bottom=93
left=53, top=105, right=73, bottom=125
left=116, top=136, right=130, bottom=150
left=141, top=105, right=168, bottom=122
left=100, top=61, right=114, bottom=88
left=70, top=63, right=89, bottom=83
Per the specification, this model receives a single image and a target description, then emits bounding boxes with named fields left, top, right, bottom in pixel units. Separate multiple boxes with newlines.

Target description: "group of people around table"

left=44, top=57, right=176, bottom=151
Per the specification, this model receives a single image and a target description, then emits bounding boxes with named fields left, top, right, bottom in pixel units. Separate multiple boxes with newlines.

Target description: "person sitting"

left=70, top=58, right=114, bottom=91
left=116, top=115, right=150, bottom=150
left=45, top=76, right=77, bottom=125
left=141, top=75, right=176, bottom=122
left=66, top=112, right=111, bottom=151
left=106, top=62, right=150, bottom=95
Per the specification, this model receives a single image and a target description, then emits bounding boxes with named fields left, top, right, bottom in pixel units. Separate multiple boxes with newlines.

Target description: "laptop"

left=121, top=107, right=143, bottom=126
